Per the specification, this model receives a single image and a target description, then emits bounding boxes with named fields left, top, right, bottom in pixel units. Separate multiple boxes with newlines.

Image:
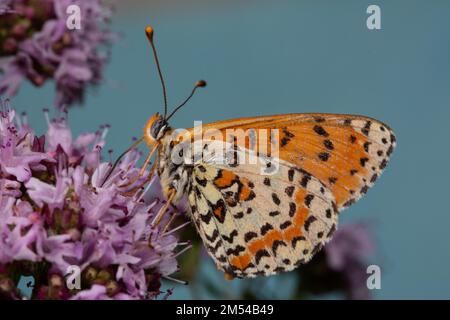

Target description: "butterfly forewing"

left=186, top=114, right=396, bottom=209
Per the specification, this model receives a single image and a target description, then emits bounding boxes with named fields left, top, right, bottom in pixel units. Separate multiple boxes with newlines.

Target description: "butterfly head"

left=144, top=112, right=169, bottom=146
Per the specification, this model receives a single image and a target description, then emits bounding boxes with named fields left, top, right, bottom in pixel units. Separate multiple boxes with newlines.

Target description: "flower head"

left=0, top=101, right=189, bottom=299
left=324, top=223, right=374, bottom=299
left=296, top=223, right=375, bottom=300
left=0, top=0, right=116, bottom=108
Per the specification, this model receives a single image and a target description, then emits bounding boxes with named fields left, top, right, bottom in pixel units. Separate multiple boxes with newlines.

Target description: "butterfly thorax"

left=157, top=132, right=193, bottom=204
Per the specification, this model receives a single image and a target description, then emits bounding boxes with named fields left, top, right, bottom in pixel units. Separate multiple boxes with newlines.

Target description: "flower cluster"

left=0, top=0, right=116, bottom=108
left=0, top=101, right=189, bottom=299
left=297, top=223, right=375, bottom=299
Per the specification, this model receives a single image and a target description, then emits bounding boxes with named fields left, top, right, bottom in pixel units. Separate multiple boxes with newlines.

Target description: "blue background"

left=9, top=0, right=450, bottom=299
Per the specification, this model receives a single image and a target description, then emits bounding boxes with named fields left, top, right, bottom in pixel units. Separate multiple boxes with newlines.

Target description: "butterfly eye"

left=150, top=118, right=167, bottom=140
left=150, top=120, right=161, bottom=138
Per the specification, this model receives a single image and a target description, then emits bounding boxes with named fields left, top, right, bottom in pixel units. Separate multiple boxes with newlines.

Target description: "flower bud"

left=3, top=38, right=17, bottom=54
left=105, top=280, right=120, bottom=296
left=83, top=267, right=98, bottom=284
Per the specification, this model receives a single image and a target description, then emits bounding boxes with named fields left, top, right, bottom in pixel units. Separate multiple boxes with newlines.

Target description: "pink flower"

left=324, top=223, right=375, bottom=300
left=0, top=0, right=116, bottom=108
left=0, top=102, right=190, bottom=299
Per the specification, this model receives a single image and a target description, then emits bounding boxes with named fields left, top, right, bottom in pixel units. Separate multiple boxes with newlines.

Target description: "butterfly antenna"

left=165, top=80, right=207, bottom=121
left=145, top=26, right=169, bottom=120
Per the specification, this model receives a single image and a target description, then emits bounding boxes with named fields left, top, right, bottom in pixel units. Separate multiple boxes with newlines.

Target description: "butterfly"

left=112, top=26, right=396, bottom=279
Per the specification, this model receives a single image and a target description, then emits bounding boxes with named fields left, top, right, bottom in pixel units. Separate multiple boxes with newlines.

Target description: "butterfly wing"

left=176, top=113, right=396, bottom=278
left=187, top=113, right=396, bottom=209
left=187, top=140, right=338, bottom=278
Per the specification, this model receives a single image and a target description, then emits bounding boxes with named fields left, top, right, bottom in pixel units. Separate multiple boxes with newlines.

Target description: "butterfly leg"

left=121, top=162, right=158, bottom=197
left=161, top=200, right=187, bottom=231
left=119, top=143, right=159, bottom=188
left=151, top=188, right=176, bottom=227
left=162, top=208, right=178, bottom=234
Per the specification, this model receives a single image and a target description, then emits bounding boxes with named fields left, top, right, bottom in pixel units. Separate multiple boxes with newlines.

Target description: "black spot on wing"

left=223, top=230, right=238, bottom=244
left=327, top=224, right=337, bottom=238
left=226, top=245, right=246, bottom=256
left=288, top=169, right=295, bottom=182
left=272, top=193, right=281, bottom=205
left=280, top=221, right=292, bottom=229
left=272, top=240, right=287, bottom=256
left=285, top=186, right=295, bottom=197
left=289, top=202, right=296, bottom=217
left=217, top=255, right=227, bottom=263
left=361, top=121, right=371, bottom=136
left=313, top=125, right=329, bottom=137
left=206, top=240, right=223, bottom=254
left=283, top=129, right=295, bottom=137
left=205, top=229, right=220, bottom=243
left=318, top=152, right=330, bottom=161
left=343, top=199, right=356, bottom=207
left=360, top=157, right=369, bottom=167
left=195, top=177, right=207, bottom=187
left=199, top=210, right=213, bottom=224
left=281, top=137, right=290, bottom=147
left=361, top=185, right=369, bottom=194
left=269, top=211, right=281, bottom=217
left=300, top=174, right=311, bottom=188
left=370, top=173, right=378, bottom=183
left=291, top=236, right=306, bottom=249
left=244, top=232, right=258, bottom=242
left=323, top=139, right=334, bottom=150
left=387, top=145, right=394, bottom=156
left=261, top=223, right=274, bottom=235
left=304, top=216, right=317, bottom=231
left=233, top=211, right=244, bottom=219
left=210, top=199, right=227, bottom=223
left=314, top=116, right=325, bottom=123
left=304, top=194, right=314, bottom=207
left=328, top=177, right=338, bottom=185
left=255, top=249, right=270, bottom=264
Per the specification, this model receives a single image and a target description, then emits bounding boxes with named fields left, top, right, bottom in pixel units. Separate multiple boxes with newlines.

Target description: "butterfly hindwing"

left=187, top=140, right=338, bottom=278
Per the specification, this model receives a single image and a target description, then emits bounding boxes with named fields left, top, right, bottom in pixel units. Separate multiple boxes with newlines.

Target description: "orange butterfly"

left=111, top=26, right=396, bottom=279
